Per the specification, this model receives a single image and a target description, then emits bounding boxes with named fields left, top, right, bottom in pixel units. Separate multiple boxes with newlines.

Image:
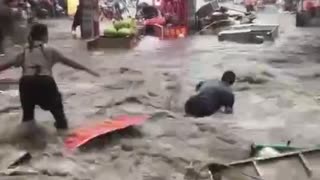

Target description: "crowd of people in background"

left=0, top=0, right=69, bottom=56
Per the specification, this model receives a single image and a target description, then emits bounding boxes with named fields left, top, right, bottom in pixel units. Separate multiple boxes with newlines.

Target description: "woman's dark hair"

left=28, top=23, right=48, bottom=51
left=221, top=70, right=236, bottom=85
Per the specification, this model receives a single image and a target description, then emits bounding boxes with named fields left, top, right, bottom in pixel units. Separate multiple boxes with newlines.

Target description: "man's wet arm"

left=0, top=53, right=23, bottom=71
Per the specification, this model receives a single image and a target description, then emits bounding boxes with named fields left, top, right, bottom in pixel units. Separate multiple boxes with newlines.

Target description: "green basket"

left=250, top=142, right=311, bottom=157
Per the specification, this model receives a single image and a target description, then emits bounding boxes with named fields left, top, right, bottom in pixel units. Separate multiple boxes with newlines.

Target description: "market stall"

left=83, top=0, right=196, bottom=49
left=87, top=18, right=141, bottom=49
left=153, top=0, right=188, bottom=39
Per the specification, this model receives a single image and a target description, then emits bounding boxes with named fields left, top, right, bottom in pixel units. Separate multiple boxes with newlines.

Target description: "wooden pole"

left=80, top=0, right=99, bottom=39
left=186, top=0, right=196, bottom=33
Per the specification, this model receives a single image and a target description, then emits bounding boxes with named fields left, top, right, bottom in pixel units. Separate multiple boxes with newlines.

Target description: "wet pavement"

left=1, top=3, right=320, bottom=180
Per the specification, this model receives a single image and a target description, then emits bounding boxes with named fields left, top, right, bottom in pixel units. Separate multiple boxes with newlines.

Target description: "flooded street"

left=1, top=3, right=320, bottom=179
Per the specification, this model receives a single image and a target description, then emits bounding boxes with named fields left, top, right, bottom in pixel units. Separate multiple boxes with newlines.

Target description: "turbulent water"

left=0, top=4, right=320, bottom=180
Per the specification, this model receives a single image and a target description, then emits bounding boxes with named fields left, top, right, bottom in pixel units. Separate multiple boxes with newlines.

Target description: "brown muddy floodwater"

left=1, top=4, right=320, bottom=180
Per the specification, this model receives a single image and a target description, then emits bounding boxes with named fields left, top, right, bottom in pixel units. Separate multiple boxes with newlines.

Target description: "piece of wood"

left=208, top=148, right=320, bottom=180
left=0, top=167, right=38, bottom=176
left=87, top=36, right=140, bottom=50
left=252, top=161, right=262, bottom=177
left=80, top=0, right=98, bottom=39
left=298, top=153, right=312, bottom=176
left=0, top=146, right=31, bottom=170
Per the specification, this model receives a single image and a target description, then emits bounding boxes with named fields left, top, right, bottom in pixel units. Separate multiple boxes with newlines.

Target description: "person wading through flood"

left=0, top=0, right=17, bottom=56
left=185, top=71, right=236, bottom=118
left=71, top=4, right=82, bottom=37
left=0, top=23, right=99, bottom=131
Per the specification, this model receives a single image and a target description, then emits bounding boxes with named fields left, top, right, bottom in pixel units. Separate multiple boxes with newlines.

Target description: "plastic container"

left=159, top=25, right=187, bottom=39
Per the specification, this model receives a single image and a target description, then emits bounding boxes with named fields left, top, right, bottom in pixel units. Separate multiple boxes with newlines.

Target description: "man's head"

left=221, top=70, right=236, bottom=86
left=29, top=23, right=48, bottom=43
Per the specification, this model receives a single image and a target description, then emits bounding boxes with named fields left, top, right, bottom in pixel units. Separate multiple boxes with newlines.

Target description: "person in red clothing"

left=162, top=0, right=180, bottom=25
left=304, top=0, right=316, bottom=17
left=164, top=1, right=175, bottom=16
left=245, top=0, right=257, bottom=12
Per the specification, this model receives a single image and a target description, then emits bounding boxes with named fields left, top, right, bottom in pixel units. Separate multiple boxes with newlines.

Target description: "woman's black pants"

left=19, top=76, right=68, bottom=129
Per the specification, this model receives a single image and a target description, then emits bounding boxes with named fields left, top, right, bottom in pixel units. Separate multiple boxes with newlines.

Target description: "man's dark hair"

left=221, top=70, right=236, bottom=85
left=30, top=23, right=48, bottom=41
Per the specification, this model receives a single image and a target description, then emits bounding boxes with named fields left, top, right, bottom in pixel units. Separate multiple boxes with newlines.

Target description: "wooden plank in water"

left=208, top=148, right=320, bottom=180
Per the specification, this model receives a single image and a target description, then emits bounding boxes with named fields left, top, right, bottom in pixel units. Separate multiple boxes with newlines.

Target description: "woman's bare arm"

left=0, top=53, right=23, bottom=72
left=52, top=49, right=100, bottom=77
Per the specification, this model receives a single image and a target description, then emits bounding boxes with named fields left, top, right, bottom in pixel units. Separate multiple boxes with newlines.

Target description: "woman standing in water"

left=0, top=23, right=99, bottom=130
left=0, top=0, right=17, bottom=56
left=71, top=4, right=82, bottom=37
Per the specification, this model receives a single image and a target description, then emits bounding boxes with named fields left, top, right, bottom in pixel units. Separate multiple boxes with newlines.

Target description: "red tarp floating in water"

left=64, top=115, right=149, bottom=151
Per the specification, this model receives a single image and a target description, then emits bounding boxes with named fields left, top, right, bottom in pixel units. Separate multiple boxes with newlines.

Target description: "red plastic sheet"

left=64, top=115, right=149, bottom=151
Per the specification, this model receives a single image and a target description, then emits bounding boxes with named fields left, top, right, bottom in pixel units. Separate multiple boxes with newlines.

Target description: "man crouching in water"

left=185, top=71, right=236, bottom=117
left=0, top=23, right=99, bottom=131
